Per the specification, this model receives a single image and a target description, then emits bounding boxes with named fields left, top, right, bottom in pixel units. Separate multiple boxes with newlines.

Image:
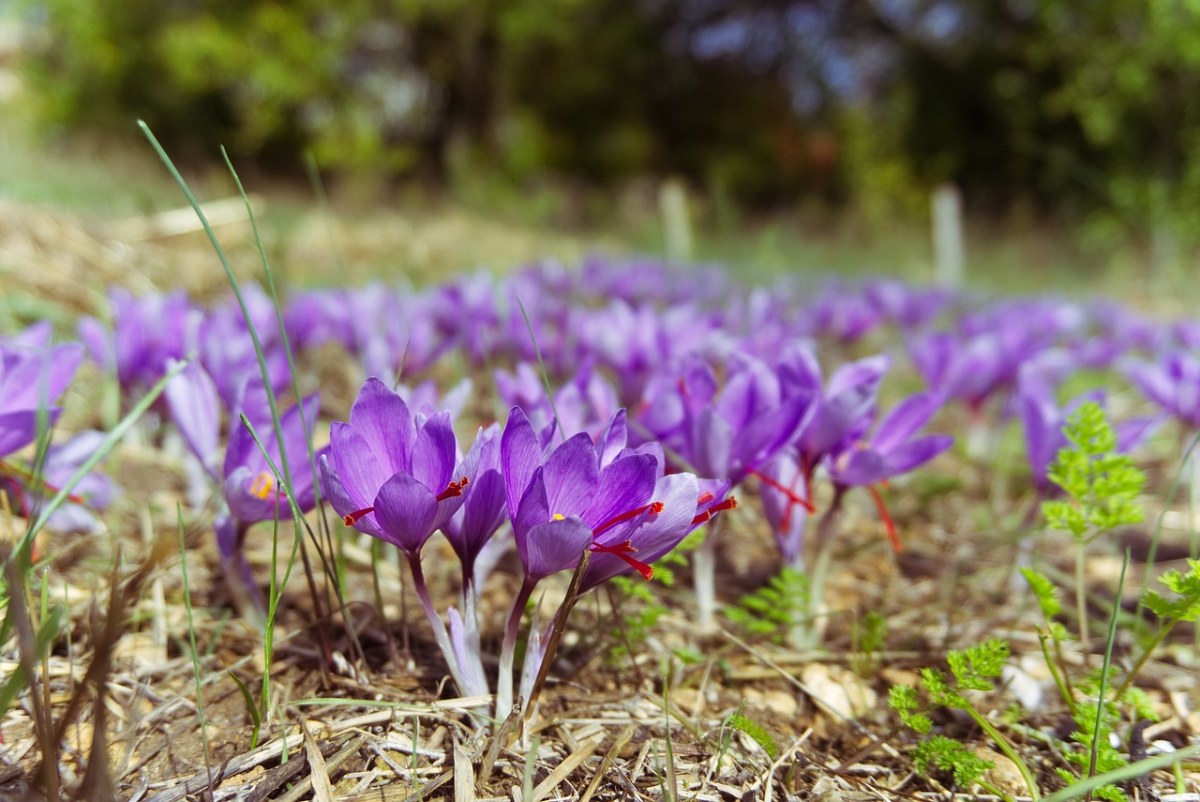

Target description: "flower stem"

left=965, top=707, right=1041, bottom=801
left=406, top=552, right=468, bottom=694
left=496, top=577, right=536, bottom=720
left=1076, top=542, right=1090, bottom=667
left=791, top=487, right=844, bottom=650
left=693, top=516, right=722, bottom=634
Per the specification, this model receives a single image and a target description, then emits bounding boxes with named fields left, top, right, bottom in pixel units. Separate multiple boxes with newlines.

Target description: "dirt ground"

left=1, top=200, right=1198, bottom=801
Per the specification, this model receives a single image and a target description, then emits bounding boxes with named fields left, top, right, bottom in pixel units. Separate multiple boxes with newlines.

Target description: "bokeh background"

left=3, top=1, right=1199, bottom=292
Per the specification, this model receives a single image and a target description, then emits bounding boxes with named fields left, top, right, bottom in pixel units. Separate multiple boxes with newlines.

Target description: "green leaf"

left=947, top=638, right=1009, bottom=691
left=1141, top=559, right=1200, bottom=622
left=889, top=685, right=932, bottom=733
left=1022, top=567, right=1062, bottom=618
left=914, top=736, right=993, bottom=787
left=727, top=712, right=779, bottom=759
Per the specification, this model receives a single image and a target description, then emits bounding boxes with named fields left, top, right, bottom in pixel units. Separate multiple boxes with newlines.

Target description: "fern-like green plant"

left=727, top=707, right=780, bottom=760
left=1114, top=558, right=1200, bottom=700
left=723, top=567, right=809, bottom=643
left=890, top=638, right=1041, bottom=802
left=607, top=537, right=695, bottom=662
left=1041, top=402, right=1145, bottom=655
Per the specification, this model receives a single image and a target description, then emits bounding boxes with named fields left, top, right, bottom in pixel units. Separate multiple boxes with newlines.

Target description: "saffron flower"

left=323, top=378, right=466, bottom=556
left=77, top=288, right=197, bottom=392
left=496, top=404, right=729, bottom=716
left=1123, top=351, right=1200, bottom=429
left=0, top=323, right=83, bottom=458
left=167, top=363, right=321, bottom=618
left=321, top=378, right=480, bottom=694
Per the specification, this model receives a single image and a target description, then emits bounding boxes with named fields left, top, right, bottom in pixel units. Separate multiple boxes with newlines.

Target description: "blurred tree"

left=19, top=0, right=1200, bottom=235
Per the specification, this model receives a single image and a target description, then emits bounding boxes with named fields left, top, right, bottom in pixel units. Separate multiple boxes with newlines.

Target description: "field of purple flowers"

left=3, top=243, right=1200, bottom=800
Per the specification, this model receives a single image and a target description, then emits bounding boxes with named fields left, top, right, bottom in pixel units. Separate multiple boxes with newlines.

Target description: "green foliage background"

left=18, top=0, right=1200, bottom=243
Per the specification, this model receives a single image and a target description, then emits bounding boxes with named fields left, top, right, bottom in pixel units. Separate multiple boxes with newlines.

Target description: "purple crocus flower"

left=322, top=378, right=482, bottom=697
left=783, top=349, right=889, bottom=491
left=441, top=423, right=507, bottom=586
left=0, top=323, right=83, bottom=458
left=8, top=431, right=116, bottom=534
left=166, top=362, right=321, bottom=616
left=501, top=406, right=662, bottom=582
left=828, top=392, right=954, bottom=491
left=821, top=392, right=952, bottom=551
left=496, top=404, right=731, bottom=716
left=196, top=284, right=291, bottom=410
left=78, top=288, right=198, bottom=392
left=322, top=378, right=466, bottom=556
left=638, top=353, right=812, bottom=486
left=1123, top=351, right=1200, bottom=429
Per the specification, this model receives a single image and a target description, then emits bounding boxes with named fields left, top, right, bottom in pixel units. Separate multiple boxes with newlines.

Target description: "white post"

left=659, top=177, right=693, bottom=263
left=932, top=183, right=965, bottom=286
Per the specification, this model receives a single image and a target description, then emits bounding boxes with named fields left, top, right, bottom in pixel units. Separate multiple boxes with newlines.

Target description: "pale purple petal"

left=373, top=472, right=440, bottom=554
left=329, top=424, right=391, bottom=513
left=520, top=517, right=593, bottom=581
left=411, top=411, right=456, bottom=493
left=872, top=393, right=940, bottom=454
left=165, top=361, right=221, bottom=479
left=350, top=378, right=415, bottom=474
left=501, top=406, right=541, bottom=518
left=541, top=433, right=600, bottom=518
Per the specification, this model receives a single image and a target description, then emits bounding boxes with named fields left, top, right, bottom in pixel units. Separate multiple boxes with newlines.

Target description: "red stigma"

left=591, top=539, right=654, bottom=580
left=436, top=475, right=470, bottom=502
left=343, top=506, right=374, bottom=526
left=868, top=484, right=901, bottom=553
left=750, top=469, right=815, bottom=514
left=593, top=501, right=663, bottom=536
left=0, top=461, right=88, bottom=506
left=697, top=491, right=715, bottom=505
left=691, top=495, right=737, bottom=526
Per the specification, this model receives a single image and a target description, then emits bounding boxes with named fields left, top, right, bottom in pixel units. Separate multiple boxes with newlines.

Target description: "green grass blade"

left=12, top=359, right=186, bottom=561
left=1086, top=549, right=1128, bottom=790
left=177, top=504, right=213, bottom=771
left=515, top=297, right=566, bottom=445
left=219, top=145, right=365, bottom=669
left=1041, top=746, right=1200, bottom=802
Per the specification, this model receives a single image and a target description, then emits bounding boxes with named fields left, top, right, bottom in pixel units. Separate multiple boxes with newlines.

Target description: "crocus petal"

left=329, top=424, right=391, bottom=512
left=872, top=393, right=940, bottom=454
left=1116, top=415, right=1162, bottom=453
left=832, top=449, right=890, bottom=488
left=586, top=453, right=658, bottom=531
left=691, top=407, right=733, bottom=480
left=732, top=392, right=813, bottom=479
left=597, top=409, right=628, bottom=466
left=512, top=468, right=550, bottom=541
left=501, top=406, right=541, bottom=518
left=882, top=434, right=954, bottom=476
left=350, top=377, right=415, bottom=475
left=457, top=469, right=507, bottom=559
left=411, top=410, right=456, bottom=492
left=77, top=317, right=115, bottom=372
left=165, top=360, right=222, bottom=479
left=321, top=454, right=385, bottom=538
left=373, top=472, right=439, bottom=554
left=542, top=433, right=601, bottom=518
left=581, top=473, right=699, bottom=591
left=520, top=517, right=593, bottom=581
left=0, top=409, right=59, bottom=457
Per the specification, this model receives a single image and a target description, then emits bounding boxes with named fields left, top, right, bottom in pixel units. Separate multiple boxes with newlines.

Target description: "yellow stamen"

left=249, top=471, right=275, bottom=500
